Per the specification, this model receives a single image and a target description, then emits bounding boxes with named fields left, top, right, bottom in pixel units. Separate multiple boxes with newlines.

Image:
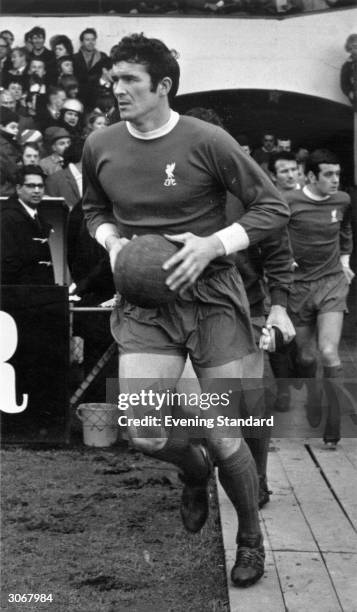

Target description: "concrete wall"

left=5, top=8, right=356, bottom=105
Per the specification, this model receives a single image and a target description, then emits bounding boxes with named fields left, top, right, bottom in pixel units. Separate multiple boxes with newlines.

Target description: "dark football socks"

left=216, top=439, right=261, bottom=540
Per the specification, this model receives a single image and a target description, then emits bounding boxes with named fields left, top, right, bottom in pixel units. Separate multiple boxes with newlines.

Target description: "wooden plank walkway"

left=218, top=280, right=357, bottom=611
left=217, top=438, right=357, bottom=612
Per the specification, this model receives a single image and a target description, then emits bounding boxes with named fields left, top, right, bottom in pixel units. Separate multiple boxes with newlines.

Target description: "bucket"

left=76, top=403, right=118, bottom=447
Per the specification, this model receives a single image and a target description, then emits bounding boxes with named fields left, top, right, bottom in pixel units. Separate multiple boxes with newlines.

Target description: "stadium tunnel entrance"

left=174, top=89, right=354, bottom=185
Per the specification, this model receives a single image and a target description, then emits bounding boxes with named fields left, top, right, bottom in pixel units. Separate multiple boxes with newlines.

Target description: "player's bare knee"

left=319, top=342, right=339, bottom=366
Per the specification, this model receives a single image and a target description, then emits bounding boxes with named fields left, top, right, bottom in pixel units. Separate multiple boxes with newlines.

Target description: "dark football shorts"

left=288, top=271, right=349, bottom=327
left=111, top=265, right=256, bottom=368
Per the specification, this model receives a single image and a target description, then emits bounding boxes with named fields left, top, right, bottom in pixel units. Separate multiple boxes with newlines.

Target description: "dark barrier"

left=0, top=286, right=70, bottom=444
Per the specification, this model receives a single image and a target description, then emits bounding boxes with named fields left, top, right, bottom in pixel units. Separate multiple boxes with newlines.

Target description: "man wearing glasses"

left=1, top=165, right=54, bottom=285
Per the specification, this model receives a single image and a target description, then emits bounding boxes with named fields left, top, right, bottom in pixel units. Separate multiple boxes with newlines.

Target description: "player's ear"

left=158, top=76, right=172, bottom=97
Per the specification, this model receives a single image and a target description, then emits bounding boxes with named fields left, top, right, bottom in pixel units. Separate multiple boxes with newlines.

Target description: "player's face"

left=313, top=164, right=340, bottom=196
left=17, top=174, right=45, bottom=208
left=112, top=61, right=162, bottom=126
left=274, top=160, right=298, bottom=190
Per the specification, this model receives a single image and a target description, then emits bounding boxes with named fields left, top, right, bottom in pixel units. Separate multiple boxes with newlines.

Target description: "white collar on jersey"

left=126, top=110, right=180, bottom=140
left=303, top=185, right=330, bottom=201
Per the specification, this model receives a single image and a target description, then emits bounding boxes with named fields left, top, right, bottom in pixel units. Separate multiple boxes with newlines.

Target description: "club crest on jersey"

left=331, top=209, right=338, bottom=223
left=164, top=162, right=176, bottom=187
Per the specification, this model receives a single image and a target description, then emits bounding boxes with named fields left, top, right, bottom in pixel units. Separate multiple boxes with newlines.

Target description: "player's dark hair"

left=305, top=149, right=340, bottom=178
left=112, top=33, right=180, bottom=103
left=80, top=28, right=97, bottom=42
left=16, top=164, right=45, bottom=185
left=268, top=151, right=297, bottom=175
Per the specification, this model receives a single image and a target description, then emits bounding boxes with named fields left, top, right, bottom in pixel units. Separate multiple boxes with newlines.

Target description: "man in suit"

left=1, top=165, right=54, bottom=285
left=45, top=139, right=83, bottom=210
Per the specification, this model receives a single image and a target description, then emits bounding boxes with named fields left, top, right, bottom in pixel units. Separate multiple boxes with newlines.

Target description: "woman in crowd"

left=50, top=34, right=74, bottom=60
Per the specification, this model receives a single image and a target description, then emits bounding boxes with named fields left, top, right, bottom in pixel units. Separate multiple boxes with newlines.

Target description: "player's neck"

left=303, top=185, right=329, bottom=201
left=129, top=105, right=171, bottom=134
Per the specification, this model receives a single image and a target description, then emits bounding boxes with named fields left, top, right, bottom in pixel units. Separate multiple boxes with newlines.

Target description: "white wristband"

left=340, top=254, right=350, bottom=268
left=214, top=223, right=249, bottom=255
left=95, top=223, right=120, bottom=249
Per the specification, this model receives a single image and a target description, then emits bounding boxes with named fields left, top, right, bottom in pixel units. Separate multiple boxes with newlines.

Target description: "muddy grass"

left=1, top=445, right=229, bottom=612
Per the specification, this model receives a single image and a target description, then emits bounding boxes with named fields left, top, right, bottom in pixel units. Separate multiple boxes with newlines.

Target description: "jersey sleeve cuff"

left=214, top=223, right=250, bottom=255
left=95, top=223, right=120, bottom=249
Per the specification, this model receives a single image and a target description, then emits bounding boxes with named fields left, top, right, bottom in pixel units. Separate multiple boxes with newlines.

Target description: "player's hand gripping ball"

left=113, top=234, right=180, bottom=308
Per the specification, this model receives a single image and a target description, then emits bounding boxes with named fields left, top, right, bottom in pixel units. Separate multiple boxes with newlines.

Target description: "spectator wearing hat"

left=40, top=127, right=71, bottom=175
left=45, top=138, right=83, bottom=210
left=59, top=98, right=84, bottom=138
left=19, top=129, right=44, bottom=152
left=0, top=107, right=21, bottom=196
